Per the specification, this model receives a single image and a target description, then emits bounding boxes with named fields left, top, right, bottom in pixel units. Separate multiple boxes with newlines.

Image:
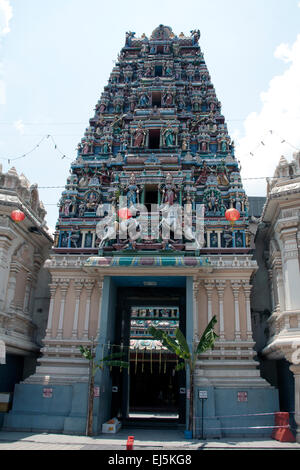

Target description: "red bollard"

left=271, top=412, right=295, bottom=443
left=126, top=436, right=135, bottom=450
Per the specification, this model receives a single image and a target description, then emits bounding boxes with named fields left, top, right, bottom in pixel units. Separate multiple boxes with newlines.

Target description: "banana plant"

left=148, top=315, right=218, bottom=435
left=79, top=342, right=129, bottom=436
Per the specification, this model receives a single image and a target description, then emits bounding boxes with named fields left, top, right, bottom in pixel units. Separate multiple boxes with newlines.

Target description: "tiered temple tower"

left=4, top=26, right=278, bottom=436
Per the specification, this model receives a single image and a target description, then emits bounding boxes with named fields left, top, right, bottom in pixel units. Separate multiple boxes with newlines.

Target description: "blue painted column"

left=94, top=276, right=117, bottom=433
left=185, top=276, right=194, bottom=431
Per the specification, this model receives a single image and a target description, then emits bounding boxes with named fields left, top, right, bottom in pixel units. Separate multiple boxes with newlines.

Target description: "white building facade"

left=254, top=152, right=300, bottom=442
left=0, top=165, right=53, bottom=415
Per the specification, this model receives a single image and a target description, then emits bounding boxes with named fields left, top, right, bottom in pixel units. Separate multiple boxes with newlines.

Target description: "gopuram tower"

left=4, top=26, right=278, bottom=436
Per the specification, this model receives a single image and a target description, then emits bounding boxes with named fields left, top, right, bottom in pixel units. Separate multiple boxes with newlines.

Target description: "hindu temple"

left=3, top=25, right=279, bottom=437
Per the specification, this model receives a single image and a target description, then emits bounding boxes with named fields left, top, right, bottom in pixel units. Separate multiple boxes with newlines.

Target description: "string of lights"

left=241, top=129, right=300, bottom=159
left=1, top=127, right=299, bottom=165
left=0, top=134, right=73, bottom=164
left=35, top=172, right=300, bottom=190
left=1, top=129, right=300, bottom=209
left=1, top=116, right=300, bottom=125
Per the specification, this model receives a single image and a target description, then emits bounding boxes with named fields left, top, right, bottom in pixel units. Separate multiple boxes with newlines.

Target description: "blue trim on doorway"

left=111, top=276, right=186, bottom=287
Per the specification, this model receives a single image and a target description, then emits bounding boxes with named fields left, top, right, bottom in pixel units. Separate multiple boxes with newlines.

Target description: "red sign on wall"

left=43, top=388, right=53, bottom=398
left=237, top=391, right=248, bottom=402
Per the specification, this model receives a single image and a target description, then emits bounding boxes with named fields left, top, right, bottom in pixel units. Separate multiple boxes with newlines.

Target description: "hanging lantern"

left=225, top=208, right=240, bottom=230
left=118, top=207, right=132, bottom=220
left=10, top=209, right=25, bottom=223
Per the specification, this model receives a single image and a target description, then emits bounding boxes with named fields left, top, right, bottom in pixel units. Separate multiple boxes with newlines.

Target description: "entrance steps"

left=123, top=418, right=184, bottom=429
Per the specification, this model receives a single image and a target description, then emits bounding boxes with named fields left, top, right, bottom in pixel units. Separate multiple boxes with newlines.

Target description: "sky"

left=0, top=0, right=300, bottom=232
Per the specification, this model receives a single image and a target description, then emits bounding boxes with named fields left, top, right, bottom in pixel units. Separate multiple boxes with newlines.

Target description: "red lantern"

left=225, top=208, right=240, bottom=230
left=118, top=208, right=132, bottom=220
left=10, top=209, right=26, bottom=223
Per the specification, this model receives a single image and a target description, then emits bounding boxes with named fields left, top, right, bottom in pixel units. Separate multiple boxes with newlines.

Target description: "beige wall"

left=45, top=271, right=255, bottom=346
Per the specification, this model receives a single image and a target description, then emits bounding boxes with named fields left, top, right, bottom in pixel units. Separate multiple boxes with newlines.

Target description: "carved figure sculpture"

left=162, top=124, right=175, bottom=147
left=133, top=123, right=146, bottom=147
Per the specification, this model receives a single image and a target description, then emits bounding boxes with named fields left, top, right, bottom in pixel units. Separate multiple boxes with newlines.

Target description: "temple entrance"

left=129, top=359, right=179, bottom=420
left=111, top=283, right=186, bottom=426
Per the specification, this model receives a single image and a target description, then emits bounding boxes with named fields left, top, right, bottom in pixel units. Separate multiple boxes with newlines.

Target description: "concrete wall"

left=195, top=385, right=279, bottom=438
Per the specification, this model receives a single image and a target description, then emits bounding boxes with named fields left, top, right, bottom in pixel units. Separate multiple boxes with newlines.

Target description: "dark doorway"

left=129, top=360, right=179, bottom=417
left=148, top=129, right=160, bottom=149
left=155, top=65, right=163, bottom=76
left=152, top=91, right=161, bottom=107
left=144, top=186, right=158, bottom=211
left=111, top=285, right=186, bottom=426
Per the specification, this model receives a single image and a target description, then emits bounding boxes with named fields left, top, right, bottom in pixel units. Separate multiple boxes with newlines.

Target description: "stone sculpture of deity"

left=102, top=137, right=111, bottom=154
left=133, top=123, right=147, bottom=147
left=162, top=173, right=177, bottom=206
left=163, top=89, right=173, bottom=107
left=190, top=29, right=200, bottom=45
left=162, top=124, right=175, bottom=147
left=138, top=89, right=149, bottom=108
left=125, top=173, right=139, bottom=207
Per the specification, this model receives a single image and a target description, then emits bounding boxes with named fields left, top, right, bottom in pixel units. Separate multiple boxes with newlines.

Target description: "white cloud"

left=0, top=0, right=12, bottom=105
left=13, top=119, right=25, bottom=134
left=0, top=75, right=5, bottom=104
left=236, top=33, right=300, bottom=197
left=0, top=0, right=12, bottom=36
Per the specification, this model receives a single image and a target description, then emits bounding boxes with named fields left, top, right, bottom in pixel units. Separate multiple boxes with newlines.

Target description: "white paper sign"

left=0, top=340, right=6, bottom=364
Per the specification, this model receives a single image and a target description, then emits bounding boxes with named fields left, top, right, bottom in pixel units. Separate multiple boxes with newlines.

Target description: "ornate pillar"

left=92, top=232, right=96, bottom=248
left=82, top=232, right=86, bottom=249
left=206, top=231, right=211, bottom=248
left=72, top=279, right=84, bottom=339
left=204, top=280, right=214, bottom=323
left=217, top=231, right=221, bottom=248
left=280, top=227, right=300, bottom=311
left=276, top=267, right=286, bottom=313
left=267, top=268, right=275, bottom=312
left=231, top=281, right=241, bottom=340
left=5, top=264, right=20, bottom=311
left=290, top=364, right=300, bottom=443
left=83, top=280, right=95, bottom=339
left=23, top=274, right=33, bottom=315
left=45, top=281, right=59, bottom=339
left=242, top=281, right=253, bottom=341
left=216, top=280, right=226, bottom=340
left=96, top=277, right=104, bottom=341
left=56, top=280, right=69, bottom=339
left=0, top=235, right=13, bottom=309
left=192, top=277, right=200, bottom=341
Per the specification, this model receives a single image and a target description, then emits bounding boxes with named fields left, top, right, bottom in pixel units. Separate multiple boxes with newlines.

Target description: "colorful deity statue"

left=102, top=137, right=111, bottom=154
left=132, top=123, right=147, bottom=147
left=161, top=173, right=177, bottom=206
left=162, top=124, right=175, bottom=147
left=124, top=173, right=139, bottom=207
left=217, top=160, right=229, bottom=186
left=98, top=164, right=111, bottom=185
left=196, top=161, right=209, bottom=185
left=162, top=89, right=174, bottom=107
left=125, top=31, right=135, bottom=47
left=190, top=29, right=200, bottom=45
left=163, top=61, right=173, bottom=76
left=138, top=89, right=149, bottom=108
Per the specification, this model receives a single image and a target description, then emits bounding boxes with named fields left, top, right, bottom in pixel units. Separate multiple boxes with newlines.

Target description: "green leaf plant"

left=148, top=315, right=218, bottom=435
left=79, top=343, right=129, bottom=436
